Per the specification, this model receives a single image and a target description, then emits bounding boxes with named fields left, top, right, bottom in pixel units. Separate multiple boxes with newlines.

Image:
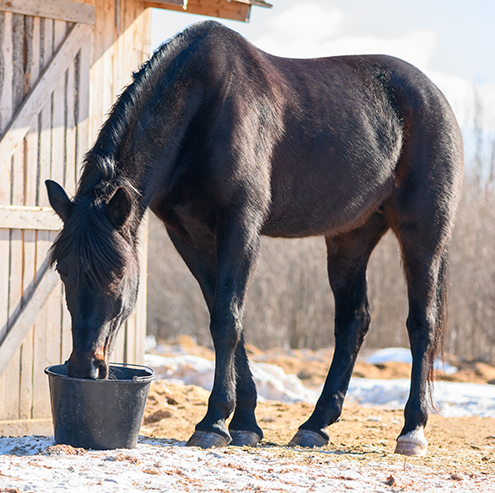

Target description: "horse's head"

left=46, top=180, right=139, bottom=379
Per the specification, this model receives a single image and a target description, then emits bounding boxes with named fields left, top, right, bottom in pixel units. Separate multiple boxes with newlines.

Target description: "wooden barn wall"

left=0, top=0, right=151, bottom=434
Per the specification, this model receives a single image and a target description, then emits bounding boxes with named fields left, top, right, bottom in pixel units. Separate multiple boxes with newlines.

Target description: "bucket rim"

left=44, top=362, right=155, bottom=383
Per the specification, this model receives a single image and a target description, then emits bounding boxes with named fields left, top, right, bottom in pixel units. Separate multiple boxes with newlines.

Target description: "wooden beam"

left=0, top=256, right=60, bottom=378
left=0, top=206, right=62, bottom=231
left=234, top=0, right=272, bottom=8
left=144, top=0, right=251, bottom=22
left=0, top=22, right=92, bottom=176
left=149, top=0, right=183, bottom=6
left=0, top=418, right=52, bottom=436
left=0, top=0, right=95, bottom=25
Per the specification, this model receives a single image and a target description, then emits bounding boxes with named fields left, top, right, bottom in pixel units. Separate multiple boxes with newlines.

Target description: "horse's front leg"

left=185, top=218, right=262, bottom=448
left=228, top=331, right=263, bottom=446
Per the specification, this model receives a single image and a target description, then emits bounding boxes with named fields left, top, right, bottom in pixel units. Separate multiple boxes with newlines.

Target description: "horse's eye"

left=56, top=265, right=68, bottom=279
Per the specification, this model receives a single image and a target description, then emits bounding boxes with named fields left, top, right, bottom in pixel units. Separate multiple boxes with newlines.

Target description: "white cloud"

left=254, top=3, right=436, bottom=72
left=321, top=30, right=436, bottom=70
left=427, top=72, right=495, bottom=131
left=262, top=3, right=347, bottom=43
left=254, top=3, right=346, bottom=57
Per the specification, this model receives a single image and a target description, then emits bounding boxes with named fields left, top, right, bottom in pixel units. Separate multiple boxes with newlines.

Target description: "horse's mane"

left=77, top=21, right=223, bottom=198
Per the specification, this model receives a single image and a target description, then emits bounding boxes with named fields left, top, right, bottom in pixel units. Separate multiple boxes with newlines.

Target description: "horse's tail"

left=427, top=247, right=449, bottom=405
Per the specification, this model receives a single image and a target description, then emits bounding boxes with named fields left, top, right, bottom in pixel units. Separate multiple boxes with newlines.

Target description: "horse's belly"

left=261, top=179, right=392, bottom=239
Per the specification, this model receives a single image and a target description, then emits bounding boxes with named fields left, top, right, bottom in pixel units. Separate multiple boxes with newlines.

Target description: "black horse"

left=46, top=21, right=463, bottom=455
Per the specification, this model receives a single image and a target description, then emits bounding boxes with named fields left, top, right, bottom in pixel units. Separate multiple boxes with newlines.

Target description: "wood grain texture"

left=0, top=0, right=95, bottom=25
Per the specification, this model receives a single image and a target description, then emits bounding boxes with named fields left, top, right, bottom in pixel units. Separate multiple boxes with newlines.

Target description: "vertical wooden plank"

left=51, top=20, right=67, bottom=186
left=140, top=7, right=152, bottom=65
left=40, top=18, right=62, bottom=374
left=0, top=11, right=14, bottom=420
left=31, top=16, right=57, bottom=419
left=65, top=60, right=77, bottom=196
left=19, top=15, right=40, bottom=420
left=7, top=13, right=25, bottom=328
left=5, top=12, right=27, bottom=422
left=122, top=0, right=135, bottom=94
left=89, top=0, right=106, bottom=143
left=111, top=321, right=126, bottom=364
left=37, top=17, right=54, bottom=210
left=0, top=12, right=14, bottom=343
left=114, top=0, right=125, bottom=92
left=75, top=40, right=91, bottom=183
left=29, top=17, right=52, bottom=419
left=47, top=20, right=68, bottom=367
left=0, top=11, right=14, bottom=136
left=102, top=0, right=116, bottom=119
left=23, top=16, right=40, bottom=207
left=59, top=49, right=77, bottom=362
left=130, top=5, right=143, bottom=78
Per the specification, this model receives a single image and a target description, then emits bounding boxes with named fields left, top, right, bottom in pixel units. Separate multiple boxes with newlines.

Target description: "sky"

left=150, top=0, right=495, bottom=162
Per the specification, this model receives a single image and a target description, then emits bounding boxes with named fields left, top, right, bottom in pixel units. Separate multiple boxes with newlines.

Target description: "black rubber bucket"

left=44, top=363, right=155, bottom=450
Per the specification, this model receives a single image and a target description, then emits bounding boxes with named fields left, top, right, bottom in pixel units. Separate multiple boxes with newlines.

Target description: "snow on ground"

left=366, top=347, right=459, bottom=374
left=144, top=348, right=495, bottom=418
left=0, top=435, right=492, bottom=493
left=1, top=348, right=495, bottom=492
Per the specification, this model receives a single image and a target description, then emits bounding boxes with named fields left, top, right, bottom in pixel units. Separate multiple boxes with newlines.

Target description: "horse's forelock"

left=50, top=199, right=134, bottom=291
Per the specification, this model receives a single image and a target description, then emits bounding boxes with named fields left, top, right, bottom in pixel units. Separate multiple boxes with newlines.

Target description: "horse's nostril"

left=94, top=360, right=108, bottom=379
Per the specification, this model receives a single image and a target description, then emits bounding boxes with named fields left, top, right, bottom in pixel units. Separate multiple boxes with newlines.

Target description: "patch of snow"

left=366, top=347, right=458, bottom=375
left=144, top=352, right=495, bottom=417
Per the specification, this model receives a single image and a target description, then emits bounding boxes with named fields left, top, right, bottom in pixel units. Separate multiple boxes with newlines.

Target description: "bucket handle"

left=109, top=362, right=155, bottom=382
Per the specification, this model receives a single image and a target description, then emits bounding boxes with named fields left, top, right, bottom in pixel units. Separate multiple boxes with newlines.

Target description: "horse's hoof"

left=186, top=431, right=231, bottom=448
left=229, top=430, right=262, bottom=447
left=289, top=429, right=328, bottom=448
left=394, top=428, right=428, bottom=456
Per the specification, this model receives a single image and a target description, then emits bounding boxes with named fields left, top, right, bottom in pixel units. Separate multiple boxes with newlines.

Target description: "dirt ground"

left=141, top=337, right=495, bottom=476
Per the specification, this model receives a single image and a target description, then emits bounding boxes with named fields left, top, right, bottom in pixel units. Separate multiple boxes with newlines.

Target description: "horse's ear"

left=45, top=180, right=73, bottom=223
left=107, top=187, right=132, bottom=229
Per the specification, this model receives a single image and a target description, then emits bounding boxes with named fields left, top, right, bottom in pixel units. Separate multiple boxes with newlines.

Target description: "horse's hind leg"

left=290, top=212, right=388, bottom=448
left=167, top=227, right=262, bottom=448
left=392, top=226, right=450, bottom=456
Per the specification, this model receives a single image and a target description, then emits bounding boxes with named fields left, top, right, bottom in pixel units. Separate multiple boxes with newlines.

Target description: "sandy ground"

left=142, top=382, right=495, bottom=475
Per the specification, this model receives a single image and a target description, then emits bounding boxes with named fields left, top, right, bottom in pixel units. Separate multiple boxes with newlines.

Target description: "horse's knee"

left=210, top=310, right=242, bottom=348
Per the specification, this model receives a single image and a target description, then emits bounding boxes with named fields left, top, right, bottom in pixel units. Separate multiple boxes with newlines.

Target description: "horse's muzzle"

left=67, top=351, right=109, bottom=379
